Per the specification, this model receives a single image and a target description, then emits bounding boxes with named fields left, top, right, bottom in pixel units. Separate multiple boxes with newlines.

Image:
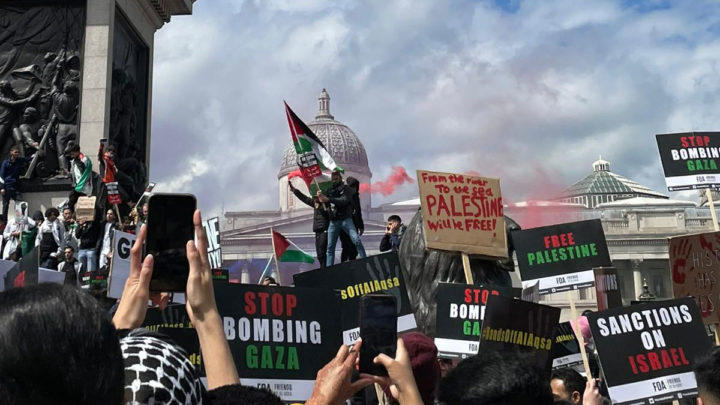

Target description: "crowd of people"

left=0, top=143, right=149, bottom=287
left=0, top=209, right=718, bottom=404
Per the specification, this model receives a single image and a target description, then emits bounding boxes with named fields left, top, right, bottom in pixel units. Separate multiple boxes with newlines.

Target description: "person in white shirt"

left=98, top=209, right=117, bottom=269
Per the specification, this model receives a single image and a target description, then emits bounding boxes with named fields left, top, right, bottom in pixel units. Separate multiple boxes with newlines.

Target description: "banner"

left=0, top=259, right=17, bottom=291
left=416, top=170, right=507, bottom=258
left=587, top=298, right=712, bottom=404
left=143, top=303, right=193, bottom=331
left=202, top=216, right=222, bottom=269
left=594, top=267, right=623, bottom=311
left=479, top=295, right=560, bottom=374
left=656, top=132, right=720, bottom=190
left=107, top=230, right=136, bottom=299
left=106, top=182, right=122, bottom=205
left=512, top=219, right=612, bottom=294
left=157, top=327, right=203, bottom=375
left=4, top=247, right=39, bottom=288
left=434, top=283, right=521, bottom=359
left=551, top=322, right=583, bottom=371
left=669, top=232, right=720, bottom=325
left=215, top=283, right=342, bottom=402
left=293, top=252, right=417, bottom=344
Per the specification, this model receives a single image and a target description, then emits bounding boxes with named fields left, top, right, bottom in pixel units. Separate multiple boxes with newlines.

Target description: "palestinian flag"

left=272, top=230, right=315, bottom=264
left=288, top=169, right=332, bottom=196
left=284, top=101, right=343, bottom=182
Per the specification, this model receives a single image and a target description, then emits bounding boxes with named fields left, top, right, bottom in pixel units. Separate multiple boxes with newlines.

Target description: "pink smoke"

left=360, top=166, right=415, bottom=196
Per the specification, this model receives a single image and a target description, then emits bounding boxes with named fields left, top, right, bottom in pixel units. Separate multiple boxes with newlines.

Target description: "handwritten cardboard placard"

left=417, top=170, right=507, bottom=258
left=75, top=196, right=96, bottom=221
left=669, top=231, right=720, bottom=325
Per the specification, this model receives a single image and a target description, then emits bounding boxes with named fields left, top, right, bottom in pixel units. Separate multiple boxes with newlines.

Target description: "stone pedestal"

left=0, top=0, right=194, bottom=216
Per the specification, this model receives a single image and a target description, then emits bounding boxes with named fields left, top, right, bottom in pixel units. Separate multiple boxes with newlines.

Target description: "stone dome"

left=278, top=89, right=372, bottom=179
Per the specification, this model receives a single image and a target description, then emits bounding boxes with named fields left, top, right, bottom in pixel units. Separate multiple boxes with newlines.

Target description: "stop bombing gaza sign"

left=512, top=219, right=612, bottom=295
left=656, top=132, right=720, bottom=191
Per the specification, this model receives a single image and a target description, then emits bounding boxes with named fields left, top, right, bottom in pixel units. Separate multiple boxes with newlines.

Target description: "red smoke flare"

left=360, top=166, right=415, bottom=196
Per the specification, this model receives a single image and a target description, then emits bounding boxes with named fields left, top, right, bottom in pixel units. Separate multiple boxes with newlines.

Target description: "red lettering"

left=679, top=347, right=689, bottom=365
left=661, top=350, right=673, bottom=368
left=648, top=352, right=661, bottom=370
left=437, top=196, right=450, bottom=216
left=567, top=233, right=575, bottom=245
left=638, top=354, right=649, bottom=372
left=450, top=195, right=462, bottom=217
left=681, top=136, right=690, bottom=148
left=670, top=348, right=681, bottom=365
left=628, top=356, right=638, bottom=374
left=543, top=236, right=551, bottom=249
left=464, top=289, right=472, bottom=303
left=286, top=294, right=297, bottom=316
left=426, top=196, right=437, bottom=215
left=272, top=293, right=283, bottom=316
left=704, top=136, right=711, bottom=146
left=462, top=195, right=472, bottom=216
left=244, top=292, right=257, bottom=314
left=481, top=290, right=489, bottom=305
left=257, top=292, right=270, bottom=315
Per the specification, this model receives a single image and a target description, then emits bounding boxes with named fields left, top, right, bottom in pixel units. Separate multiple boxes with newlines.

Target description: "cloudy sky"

left=150, top=0, right=720, bottom=217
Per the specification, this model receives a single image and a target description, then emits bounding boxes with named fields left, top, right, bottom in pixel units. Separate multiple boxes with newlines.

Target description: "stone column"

left=631, top=259, right=644, bottom=300
left=79, top=1, right=115, bottom=168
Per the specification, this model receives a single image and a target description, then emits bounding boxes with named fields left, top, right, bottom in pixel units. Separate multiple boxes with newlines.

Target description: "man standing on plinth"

left=65, top=141, right=92, bottom=212
left=288, top=180, right=329, bottom=268
left=319, top=171, right=366, bottom=266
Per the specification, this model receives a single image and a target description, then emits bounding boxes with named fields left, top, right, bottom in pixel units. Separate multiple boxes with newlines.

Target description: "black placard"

left=587, top=297, right=712, bottom=404
left=4, top=247, right=39, bottom=288
left=551, top=322, right=583, bottom=370
left=512, top=219, right=611, bottom=294
left=656, top=132, right=720, bottom=191
left=479, top=295, right=560, bottom=375
left=214, top=283, right=342, bottom=402
left=434, top=283, right=521, bottom=359
left=594, top=267, right=623, bottom=311
left=293, top=252, right=417, bottom=344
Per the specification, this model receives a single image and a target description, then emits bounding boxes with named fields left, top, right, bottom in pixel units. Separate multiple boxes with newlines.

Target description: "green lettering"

left=527, top=253, right=536, bottom=266
left=551, top=249, right=559, bottom=262
left=246, top=345, right=258, bottom=368
left=275, top=346, right=285, bottom=370
left=590, top=243, right=597, bottom=256
left=287, top=347, right=300, bottom=370
left=261, top=346, right=273, bottom=369
left=558, top=247, right=567, bottom=261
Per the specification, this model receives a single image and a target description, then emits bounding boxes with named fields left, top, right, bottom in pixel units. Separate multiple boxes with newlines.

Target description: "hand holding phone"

left=147, top=193, right=196, bottom=291
left=358, top=294, right=397, bottom=376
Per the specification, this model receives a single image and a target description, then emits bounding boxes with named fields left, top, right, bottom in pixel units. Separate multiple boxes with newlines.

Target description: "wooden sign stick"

left=715, top=324, right=720, bottom=346
left=706, top=188, right=720, bottom=231
left=568, top=290, right=593, bottom=381
left=461, top=252, right=474, bottom=284
left=374, top=383, right=387, bottom=405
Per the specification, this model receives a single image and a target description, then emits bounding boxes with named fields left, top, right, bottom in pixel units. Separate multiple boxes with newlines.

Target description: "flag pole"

left=257, top=256, right=273, bottom=284
left=270, top=228, right=281, bottom=284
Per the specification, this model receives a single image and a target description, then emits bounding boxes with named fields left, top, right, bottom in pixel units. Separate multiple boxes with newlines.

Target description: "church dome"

left=278, top=89, right=372, bottom=179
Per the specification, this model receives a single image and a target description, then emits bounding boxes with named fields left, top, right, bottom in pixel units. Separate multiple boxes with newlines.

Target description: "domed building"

left=278, top=89, right=373, bottom=213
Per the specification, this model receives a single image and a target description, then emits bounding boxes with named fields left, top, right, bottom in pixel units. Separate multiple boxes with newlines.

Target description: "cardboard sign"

left=587, top=298, right=712, bottom=404
left=106, top=182, right=122, bottom=205
left=202, top=216, right=222, bottom=269
left=512, top=219, right=612, bottom=295
left=214, top=283, right=342, bottom=402
left=416, top=170, right=507, bottom=258
left=293, top=252, right=417, bottom=344
left=669, top=232, right=720, bottom=325
left=479, top=295, right=560, bottom=374
left=595, top=267, right=623, bottom=311
left=75, top=196, right=97, bottom=221
left=551, top=322, right=584, bottom=370
left=107, top=230, right=136, bottom=299
left=434, top=283, right=521, bottom=359
left=656, top=132, right=720, bottom=191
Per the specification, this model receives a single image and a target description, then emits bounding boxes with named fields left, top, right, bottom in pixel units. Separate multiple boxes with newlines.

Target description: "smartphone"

left=358, top=294, right=398, bottom=376
left=146, top=193, right=196, bottom=291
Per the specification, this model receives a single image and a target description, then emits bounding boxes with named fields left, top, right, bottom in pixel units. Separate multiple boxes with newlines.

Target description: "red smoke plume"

left=360, top=166, right=415, bottom=196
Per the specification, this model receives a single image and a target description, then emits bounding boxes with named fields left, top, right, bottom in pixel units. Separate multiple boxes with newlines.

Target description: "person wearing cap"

left=65, top=141, right=92, bottom=212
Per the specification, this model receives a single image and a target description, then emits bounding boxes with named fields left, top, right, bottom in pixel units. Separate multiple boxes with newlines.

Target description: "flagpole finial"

left=316, top=88, right=334, bottom=120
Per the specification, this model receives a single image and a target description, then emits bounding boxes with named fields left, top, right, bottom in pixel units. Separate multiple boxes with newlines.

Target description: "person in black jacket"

left=340, top=176, right=364, bottom=262
left=380, top=214, right=406, bottom=252
left=288, top=180, right=329, bottom=268
left=318, top=171, right=366, bottom=267
left=75, top=209, right=102, bottom=272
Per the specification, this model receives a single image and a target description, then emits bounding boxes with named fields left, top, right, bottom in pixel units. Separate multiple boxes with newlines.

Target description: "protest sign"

left=588, top=298, right=712, bottom=404
left=75, top=196, right=96, bottom=221
left=416, top=170, right=507, bottom=258
left=38, top=268, right=66, bottom=284
left=0, top=259, right=17, bottom=291
left=656, top=132, right=720, bottom=191
left=479, top=295, right=560, bottom=374
left=512, top=219, right=612, bottom=295
left=669, top=232, right=720, bottom=326
left=551, top=322, right=584, bottom=370
left=107, top=230, right=136, bottom=299
left=214, top=283, right=342, bottom=402
left=434, top=283, right=521, bottom=359
left=202, top=216, right=222, bottom=269
left=594, top=267, right=623, bottom=311
left=293, top=252, right=417, bottom=344
left=143, top=303, right=193, bottom=331
left=106, top=182, right=122, bottom=205
left=157, top=327, right=204, bottom=374
left=212, top=268, right=229, bottom=281
left=4, top=247, right=39, bottom=288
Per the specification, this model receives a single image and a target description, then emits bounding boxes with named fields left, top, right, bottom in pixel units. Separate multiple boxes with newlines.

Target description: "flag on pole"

left=284, top=101, right=342, bottom=194
left=272, top=230, right=315, bottom=264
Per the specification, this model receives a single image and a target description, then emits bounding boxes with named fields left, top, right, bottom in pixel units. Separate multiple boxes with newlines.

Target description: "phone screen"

left=359, top=294, right=397, bottom=376
left=147, top=193, right=196, bottom=291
